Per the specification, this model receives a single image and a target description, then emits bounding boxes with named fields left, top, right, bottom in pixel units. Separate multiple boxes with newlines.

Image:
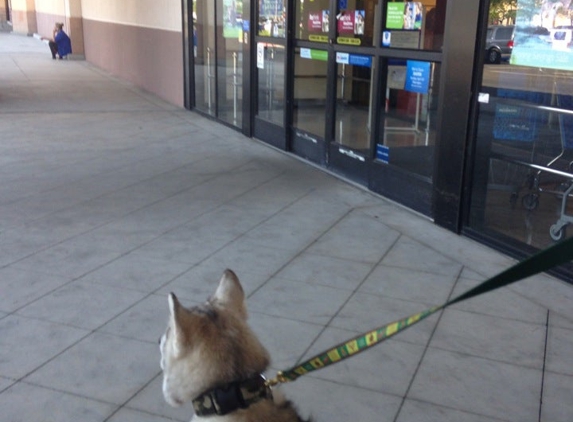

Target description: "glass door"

left=326, top=1, right=380, bottom=183
left=290, top=0, right=332, bottom=164
left=292, top=46, right=329, bottom=164
left=369, top=0, right=446, bottom=216
left=328, top=53, right=376, bottom=183
left=291, top=0, right=380, bottom=179
left=217, top=0, right=244, bottom=127
left=253, top=0, right=287, bottom=148
left=193, top=0, right=246, bottom=129
left=194, top=0, right=216, bottom=116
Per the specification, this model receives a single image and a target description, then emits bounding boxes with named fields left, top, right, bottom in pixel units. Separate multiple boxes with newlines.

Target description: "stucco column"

left=65, top=0, right=84, bottom=56
left=10, top=0, right=37, bottom=35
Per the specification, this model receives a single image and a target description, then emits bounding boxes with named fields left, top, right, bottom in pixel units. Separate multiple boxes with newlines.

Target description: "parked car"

left=485, top=25, right=515, bottom=64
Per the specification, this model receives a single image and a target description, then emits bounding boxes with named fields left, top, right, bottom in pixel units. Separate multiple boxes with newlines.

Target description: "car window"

left=487, top=28, right=493, bottom=39
left=496, top=27, right=513, bottom=39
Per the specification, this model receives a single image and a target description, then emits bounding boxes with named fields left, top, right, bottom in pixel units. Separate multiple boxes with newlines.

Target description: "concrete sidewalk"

left=1, top=32, right=572, bottom=422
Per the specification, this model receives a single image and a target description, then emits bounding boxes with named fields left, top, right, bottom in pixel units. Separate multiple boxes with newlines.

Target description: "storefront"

left=183, top=0, right=573, bottom=281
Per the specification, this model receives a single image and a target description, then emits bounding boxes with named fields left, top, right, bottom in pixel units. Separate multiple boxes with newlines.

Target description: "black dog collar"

left=192, top=374, right=272, bottom=417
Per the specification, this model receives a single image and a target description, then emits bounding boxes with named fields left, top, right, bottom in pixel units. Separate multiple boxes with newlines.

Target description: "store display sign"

left=386, top=3, right=406, bottom=29
left=300, top=48, right=328, bottom=61
left=511, top=0, right=573, bottom=71
left=336, top=52, right=372, bottom=68
left=257, top=43, right=265, bottom=69
left=376, top=144, right=390, bottom=163
left=405, top=60, right=431, bottom=94
left=337, top=37, right=361, bottom=45
left=383, top=2, right=423, bottom=48
left=308, top=10, right=329, bottom=33
left=387, top=65, right=407, bottom=89
left=308, top=12, right=323, bottom=32
left=337, top=10, right=365, bottom=35
left=338, top=12, right=354, bottom=34
left=387, top=2, right=422, bottom=29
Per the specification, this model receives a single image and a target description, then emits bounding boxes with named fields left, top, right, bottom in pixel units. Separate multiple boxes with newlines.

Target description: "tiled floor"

left=1, top=32, right=572, bottom=422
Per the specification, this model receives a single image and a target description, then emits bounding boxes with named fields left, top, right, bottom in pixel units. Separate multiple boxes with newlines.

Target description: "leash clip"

left=264, top=371, right=289, bottom=388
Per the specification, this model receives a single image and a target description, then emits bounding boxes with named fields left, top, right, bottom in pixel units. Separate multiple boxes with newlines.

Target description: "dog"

left=159, top=269, right=309, bottom=421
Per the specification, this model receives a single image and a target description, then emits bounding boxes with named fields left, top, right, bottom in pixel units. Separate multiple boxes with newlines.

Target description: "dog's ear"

left=213, top=269, right=247, bottom=319
left=168, top=292, right=187, bottom=356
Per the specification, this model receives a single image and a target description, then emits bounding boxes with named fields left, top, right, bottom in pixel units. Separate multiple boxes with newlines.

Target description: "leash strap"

left=267, top=237, right=573, bottom=385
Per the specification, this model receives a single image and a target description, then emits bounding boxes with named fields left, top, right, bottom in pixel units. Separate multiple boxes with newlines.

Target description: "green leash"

left=266, top=237, right=573, bottom=386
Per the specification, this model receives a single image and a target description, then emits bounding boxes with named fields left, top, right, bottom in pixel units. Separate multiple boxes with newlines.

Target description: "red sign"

left=308, top=12, right=322, bottom=32
left=338, top=12, right=354, bottom=34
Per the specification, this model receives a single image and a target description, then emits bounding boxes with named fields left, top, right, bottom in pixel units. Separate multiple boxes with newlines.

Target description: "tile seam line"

left=10, top=379, right=124, bottom=407
left=392, top=264, right=464, bottom=422
left=149, top=183, right=321, bottom=301
left=291, top=232, right=403, bottom=367
left=0, top=157, right=275, bottom=275
left=0, top=132, right=223, bottom=209
left=394, top=396, right=513, bottom=422
left=25, top=168, right=302, bottom=334
left=245, top=206, right=357, bottom=300
left=538, top=310, right=549, bottom=422
left=3, top=166, right=292, bottom=321
left=101, top=372, right=165, bottom=422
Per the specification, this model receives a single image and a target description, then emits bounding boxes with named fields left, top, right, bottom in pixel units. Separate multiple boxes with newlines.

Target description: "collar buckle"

left=193, top=374, right=272, bottom=417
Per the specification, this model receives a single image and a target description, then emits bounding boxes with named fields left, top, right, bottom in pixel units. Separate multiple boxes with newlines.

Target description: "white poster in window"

left=511, top=0, right=573, bottom=71
left=257, top=43, right=265, bottom=69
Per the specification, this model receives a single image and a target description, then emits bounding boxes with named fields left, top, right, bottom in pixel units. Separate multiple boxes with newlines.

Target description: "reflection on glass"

left=377, top=61, right=440, bottom=180
left=193, top=0, right=216, bottom=116
left=217, top=0, right=244, bottom=127
left=295, top=0, right=330, bottom=42
left=335, top=0, right=380, bottom=47
left=334, top=57, right=374, bottom=151
left=469, top=65, right=573, bottom=248
left=257, top=44, right=285, bottom=126
left=258, top=0, right=286, bottom=37
left=381, top=0, right=445, bottom=51
left=293, top=48, right=328, bottom=138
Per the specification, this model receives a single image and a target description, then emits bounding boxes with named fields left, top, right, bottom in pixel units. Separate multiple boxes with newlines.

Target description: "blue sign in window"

left=376, top=144, right=390, bottom=163
left=336, top=53, right=372, bottom=68
left=349, top=54, right=372, bottom=68
left=405, top=61, right=431, bottom=94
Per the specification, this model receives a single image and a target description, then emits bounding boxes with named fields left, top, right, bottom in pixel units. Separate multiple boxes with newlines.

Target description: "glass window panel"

left=257, top=44, right=285, bottom=126
left=193, top=0, right=216, bottom=116
left=376, top=60, right=440, bottom=180
left=469, top=0, right=573, bottom=251
left=217, top=0, right=244, bottom=127
left=293, top=47, right=328, bottom=139
left=469, top=66, right=573, bottom=247
left=335, top=0, right=381, bottom=47
left=295, top=0, right=330, bottom=42
left=382, top=0, right=446, bottom=51
left=258, top=0, right=286, bottom=37
left=334, top=56, right=374, bottom=151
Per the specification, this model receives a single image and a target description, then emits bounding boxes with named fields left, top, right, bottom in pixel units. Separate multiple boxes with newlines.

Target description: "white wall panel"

left=34, top=0, right=66, bottom=15
left=80, top=0, right=181, bottom=31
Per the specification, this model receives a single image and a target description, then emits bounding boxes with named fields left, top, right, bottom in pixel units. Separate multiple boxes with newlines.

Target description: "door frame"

left=182, top=0, right=253, bottom=136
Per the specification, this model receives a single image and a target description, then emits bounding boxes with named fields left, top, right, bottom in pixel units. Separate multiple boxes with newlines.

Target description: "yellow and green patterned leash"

left=266, top=237, right=573, bottom=386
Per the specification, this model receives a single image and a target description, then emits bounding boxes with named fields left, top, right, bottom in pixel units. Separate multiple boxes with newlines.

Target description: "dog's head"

left=159, top=269, right=270, bottom=407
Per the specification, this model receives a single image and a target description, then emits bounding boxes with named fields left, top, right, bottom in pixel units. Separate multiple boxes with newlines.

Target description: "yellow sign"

left=308, top=35, right=328, bottom=43
left=337, top=37, right=361, bottom=46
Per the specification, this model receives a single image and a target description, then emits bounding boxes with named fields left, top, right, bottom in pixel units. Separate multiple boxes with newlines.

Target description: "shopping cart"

left=548, top=93, right=573, bottom=240
left=490, top=89, right=544, bottom=208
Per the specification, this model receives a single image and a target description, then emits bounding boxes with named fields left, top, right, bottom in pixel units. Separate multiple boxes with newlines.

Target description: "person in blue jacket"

left=42, top=22, right=72, bottom=59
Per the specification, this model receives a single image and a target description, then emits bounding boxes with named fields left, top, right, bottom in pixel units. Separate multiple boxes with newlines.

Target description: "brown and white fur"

left=159, top=269, right=309, bottom=422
